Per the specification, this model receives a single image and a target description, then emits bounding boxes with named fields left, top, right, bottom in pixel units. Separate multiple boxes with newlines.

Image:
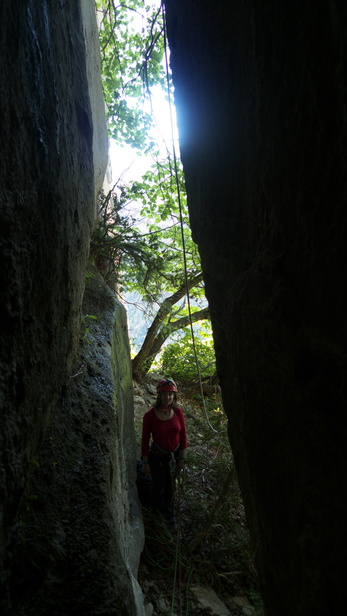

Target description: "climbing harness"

left=150, top=440, right=179, bottom=456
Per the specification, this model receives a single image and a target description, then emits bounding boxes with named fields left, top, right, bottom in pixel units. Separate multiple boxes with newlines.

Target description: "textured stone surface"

left=80, top=0, right=109, bottom=198
left=0, top=1, right=143, bottom=614
left=12, top=265, right=144, bottom=615
left=165, top=1, right=347, bottom=615
left=190, top=585, right=231, bottom=616
left=0, top=1, right=95, bottom=606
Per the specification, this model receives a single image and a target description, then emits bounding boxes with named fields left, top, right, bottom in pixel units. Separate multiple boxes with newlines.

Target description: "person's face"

left=160, top=391, right=174, bottom=407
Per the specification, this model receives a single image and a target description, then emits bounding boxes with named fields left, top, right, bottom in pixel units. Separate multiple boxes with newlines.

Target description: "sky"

left=102, top=0, right=206, bottom=356
left=106, top=0, right=180, bottom=187
left=109, top=83, right=179, bottom=187
left=107, top=84, right=181, bottom=354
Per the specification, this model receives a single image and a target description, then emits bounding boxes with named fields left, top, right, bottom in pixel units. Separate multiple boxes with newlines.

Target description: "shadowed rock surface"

left=165, top=1, right=347, bottom=615
left=0, top=1, right=143, bottom=615
left=1, top=1, right=347, bottom=615
left=11, top=265, right=144, bottom=615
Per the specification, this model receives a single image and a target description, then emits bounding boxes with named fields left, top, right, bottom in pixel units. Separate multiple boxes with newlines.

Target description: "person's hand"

left=177, top=459, right=186, bottom=473
left=143, top=461, right=151, bottom=477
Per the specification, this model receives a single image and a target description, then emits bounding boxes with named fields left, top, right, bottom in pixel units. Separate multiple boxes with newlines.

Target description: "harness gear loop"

left=151, top=441, right=179, bottom=456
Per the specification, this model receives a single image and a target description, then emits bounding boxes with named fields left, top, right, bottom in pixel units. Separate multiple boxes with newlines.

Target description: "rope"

left=141, top=469, right=193, bottom=615
left=161, top=1, right=217, bottom=434
left=140, top=6, right=219, bottom=611
left=141, top=503, right=193, bottom=592
left=172, top=468, right=184, bottom=616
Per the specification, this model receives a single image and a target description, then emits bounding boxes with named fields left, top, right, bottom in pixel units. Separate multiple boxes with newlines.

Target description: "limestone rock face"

left=12, top=266, right=144, bottom=615
left=165, top=1, right=347, bottom=615
left=1, top=0, right=94, bottom=601
left=0, top=1, right=143, bottom=614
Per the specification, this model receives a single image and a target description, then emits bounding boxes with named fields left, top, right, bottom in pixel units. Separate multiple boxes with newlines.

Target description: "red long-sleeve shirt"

left=141, top=406, right=188, bottom=457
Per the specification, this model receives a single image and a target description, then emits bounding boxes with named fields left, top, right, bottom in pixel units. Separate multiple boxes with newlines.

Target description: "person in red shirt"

left=141, top=378, right=188, bottom=525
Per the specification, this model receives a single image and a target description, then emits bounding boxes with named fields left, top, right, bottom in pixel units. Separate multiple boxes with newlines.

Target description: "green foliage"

left=94, top=0, right=215, bottom=376
left=94, top=0, right=203, bottom=301
left=90, top=162, right=211, bottom=375
left=126, top=157, right=203, bottom=303
left=159, top=323, right=216, bottom=381
left=91, top=159, right=204, bottom=304
left=96, top=0, right=167, bottom=150
left=90, top=186, right=160, bottom=289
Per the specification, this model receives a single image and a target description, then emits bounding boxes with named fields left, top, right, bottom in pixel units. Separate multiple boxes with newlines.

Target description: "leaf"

left=94, top=0, right=215, bottom=378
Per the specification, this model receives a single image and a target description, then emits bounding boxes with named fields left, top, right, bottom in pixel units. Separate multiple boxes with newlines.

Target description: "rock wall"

left=81, top=0, right=109, bottom=199
left=0, top=1, right=143, bottom=614
left=12, top=265, right=144, bottom=616
left=165, top=1, right=347, bottom=615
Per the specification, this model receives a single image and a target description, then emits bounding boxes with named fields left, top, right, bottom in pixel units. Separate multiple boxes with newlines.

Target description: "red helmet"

left=157, top=378, right=177, bottom=392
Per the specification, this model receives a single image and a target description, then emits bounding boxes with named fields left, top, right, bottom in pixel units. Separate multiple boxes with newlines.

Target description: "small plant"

left=159, top=324, right=216, bottom=382
left=90, top=188, right=157, bottom=289
left=81, top=314, right=98, bottom=343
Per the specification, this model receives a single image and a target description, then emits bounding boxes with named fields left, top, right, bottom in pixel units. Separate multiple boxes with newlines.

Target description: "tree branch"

left=146, top=306, right=210, bottom=360
left=132, top=273, right=204, bottom=376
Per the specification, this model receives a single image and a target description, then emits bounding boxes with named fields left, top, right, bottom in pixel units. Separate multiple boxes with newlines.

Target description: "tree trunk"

left=140, top=306, right=210, bottom=374
left=132, top=273, right=204, bottom=378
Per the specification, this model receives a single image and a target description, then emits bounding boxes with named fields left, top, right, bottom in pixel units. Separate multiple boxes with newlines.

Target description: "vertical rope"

left=161, top=1, right=217, bottom=434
